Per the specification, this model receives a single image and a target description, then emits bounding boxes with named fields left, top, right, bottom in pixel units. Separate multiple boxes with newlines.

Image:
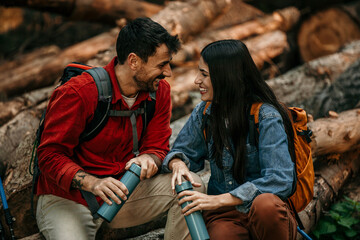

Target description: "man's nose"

left=163, top=64, right=172, bottom=78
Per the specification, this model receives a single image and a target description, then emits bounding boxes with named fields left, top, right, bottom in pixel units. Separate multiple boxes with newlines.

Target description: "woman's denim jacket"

left=163, top=101, right=295, bottom=213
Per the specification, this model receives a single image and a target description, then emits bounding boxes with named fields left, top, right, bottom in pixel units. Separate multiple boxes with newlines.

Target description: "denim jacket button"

left=228, top=181, right=232, bottom=185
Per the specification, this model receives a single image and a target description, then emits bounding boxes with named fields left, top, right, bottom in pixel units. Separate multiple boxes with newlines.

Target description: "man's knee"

left=36, top=195, right=101, bottom=240
left=190, top=172, right=206, bottom=194
left=147, top=172, right=205, bottom=194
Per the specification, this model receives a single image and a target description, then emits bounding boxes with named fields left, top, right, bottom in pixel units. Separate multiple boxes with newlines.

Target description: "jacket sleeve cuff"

left=57, top=164, right=83, bottom=192
left=140, top=150, right=165, bottom=162
left=229, top=181, right=262, bottom=213
left=162, top=151, right=191, bottom=173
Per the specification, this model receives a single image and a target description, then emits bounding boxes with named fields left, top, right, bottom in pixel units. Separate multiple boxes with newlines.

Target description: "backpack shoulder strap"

left=87, top=67, right=112, bottom=102
left=79, top=67, right=112, bottom=142
left=142, top=91, right=156, bottom=130
left=250, top=102, right=263, bottom=125
left=288, top=107, right=312, bottom=143
left=249, top=103, right=263, bottom=147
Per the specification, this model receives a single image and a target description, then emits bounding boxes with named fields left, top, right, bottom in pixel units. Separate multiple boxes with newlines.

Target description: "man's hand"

left=72, top=170, right=129, bottom=205
left=125, top=154, right=160, bottom=180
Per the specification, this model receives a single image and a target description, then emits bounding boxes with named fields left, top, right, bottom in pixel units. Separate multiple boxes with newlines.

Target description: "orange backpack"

left=250, top=103, right=315, bottom=214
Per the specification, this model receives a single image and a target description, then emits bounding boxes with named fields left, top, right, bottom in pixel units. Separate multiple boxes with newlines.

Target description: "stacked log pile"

left=0, top=0, right=360, bottom=239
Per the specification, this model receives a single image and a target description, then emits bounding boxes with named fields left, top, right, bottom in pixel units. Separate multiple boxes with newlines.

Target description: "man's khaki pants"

left=36, top=173, right=205, bottom=240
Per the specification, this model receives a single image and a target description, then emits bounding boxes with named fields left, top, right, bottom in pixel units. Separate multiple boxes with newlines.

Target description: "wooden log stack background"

left=0, top=0, right=360, bottom=239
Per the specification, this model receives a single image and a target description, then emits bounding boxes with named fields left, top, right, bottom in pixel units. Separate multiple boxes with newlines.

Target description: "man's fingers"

left=103, top=187, right=122, bottom=205
left=92, top=178, right=129, bottom=205
left=98, top=192, right=113, bottom=205
left=140, top=164, right=148, bottom=180
left=146, top=163, right=158, bottom=179
left=125, top=159, right=136, bottom=170
left=113, top=179, right=129, bottom=195
left=109, top=183, right=128, bottom=202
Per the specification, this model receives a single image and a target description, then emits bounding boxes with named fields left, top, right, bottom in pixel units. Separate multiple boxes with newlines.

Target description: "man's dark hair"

left=116, top=17, right=180, bottom=64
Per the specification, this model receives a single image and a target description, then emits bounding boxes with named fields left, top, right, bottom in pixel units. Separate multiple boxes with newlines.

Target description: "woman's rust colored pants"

left=203, top=193, right=297, bottom=240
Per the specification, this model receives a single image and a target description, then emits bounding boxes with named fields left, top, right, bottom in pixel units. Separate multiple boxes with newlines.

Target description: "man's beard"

left=133, top=73, right=164, bottom=92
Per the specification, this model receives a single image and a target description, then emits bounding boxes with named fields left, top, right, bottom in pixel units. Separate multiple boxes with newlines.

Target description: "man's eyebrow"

left=158, top=57, right=172, bottom=66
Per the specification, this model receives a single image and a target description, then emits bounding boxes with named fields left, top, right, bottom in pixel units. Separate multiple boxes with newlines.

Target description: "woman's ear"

left=127, top=53, right=139, bottom=70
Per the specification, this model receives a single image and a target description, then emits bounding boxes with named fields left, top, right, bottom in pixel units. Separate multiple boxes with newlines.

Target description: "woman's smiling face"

left=194, top=57, right=213, bottom=102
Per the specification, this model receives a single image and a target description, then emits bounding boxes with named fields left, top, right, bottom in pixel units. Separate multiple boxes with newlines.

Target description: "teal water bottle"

left=97, top=163, right=141, bottom=222
left=176, top=181, right=210, bottom=240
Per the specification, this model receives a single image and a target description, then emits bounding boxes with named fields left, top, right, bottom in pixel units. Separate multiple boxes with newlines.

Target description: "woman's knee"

left=251, top=194, right=286, bottom=216
left=207, top=221, right=249, bottom=240
left=249, top=193, right=288, bottom=222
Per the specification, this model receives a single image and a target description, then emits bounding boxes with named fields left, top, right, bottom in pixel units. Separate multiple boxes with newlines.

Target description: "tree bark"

left=0, top=86, right=53, bottom=126
left=204, top=0, right=264, bottom=32
left=267, top=40, right=360, bottom=108
left=1, top=0, right=163, bottom=24
left=298, top=149, right=360, bottom=236
left=172, top=7, right=300, bottom=65
left=151, top=0, right=231, bottom=43
left=0, top=46, right=60, bottom=74
left=301, top=58, right=360, bottom=119
left=0, top=28, right=118, bottom=98
left=298, top=7, right=360, bottom=62
left=0, top=7, right=23, bottom=34
left=244, top=30, right=289, bottom=69
left=0, top=110, right=40, bottom=167
left=308, top=108, right=360, bottom=157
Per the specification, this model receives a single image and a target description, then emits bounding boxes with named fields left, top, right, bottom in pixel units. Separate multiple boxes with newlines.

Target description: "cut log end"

left=298, top=8, right=360, bottom=62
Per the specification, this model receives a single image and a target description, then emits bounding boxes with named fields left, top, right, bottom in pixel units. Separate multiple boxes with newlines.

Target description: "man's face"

left=133, top=44, right=172, bottom=92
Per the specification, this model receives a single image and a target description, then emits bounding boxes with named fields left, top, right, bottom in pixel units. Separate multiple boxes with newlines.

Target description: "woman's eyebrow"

left=198, top=67, right=208, bottom=73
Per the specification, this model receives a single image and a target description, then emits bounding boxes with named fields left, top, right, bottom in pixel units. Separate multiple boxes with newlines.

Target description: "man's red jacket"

left=37, top=57, right=172, bottom=206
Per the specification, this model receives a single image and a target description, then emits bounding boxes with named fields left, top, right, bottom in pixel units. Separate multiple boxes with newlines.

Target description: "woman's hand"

left=177, top=192, right=243, bottom=216
left=169, top=158, right=201, bottom=194
left=177, top=191, right=221, bottom=215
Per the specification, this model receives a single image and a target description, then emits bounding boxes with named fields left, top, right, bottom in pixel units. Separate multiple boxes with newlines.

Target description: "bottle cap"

left=129, top=163, right=141, bottom=177
left=175, top=181, right=193, bottom=193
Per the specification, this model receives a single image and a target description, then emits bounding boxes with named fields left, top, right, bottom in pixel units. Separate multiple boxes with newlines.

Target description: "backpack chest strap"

left=109, top=108, right=145, bottom=156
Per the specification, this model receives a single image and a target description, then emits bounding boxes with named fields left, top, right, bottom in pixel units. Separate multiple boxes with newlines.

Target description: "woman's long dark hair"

left=201, top=40, right=295, bottom=184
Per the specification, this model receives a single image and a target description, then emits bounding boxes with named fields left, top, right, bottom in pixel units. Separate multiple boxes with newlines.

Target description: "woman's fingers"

left=183, top=171, right=202, bottom=188
left=177, top=191, right=218, bottom=215
left=183, top=203, right=202, bottom=216
left=171, top=172, right=178, bottom=194
left=176, top=172, right=183, bottom=187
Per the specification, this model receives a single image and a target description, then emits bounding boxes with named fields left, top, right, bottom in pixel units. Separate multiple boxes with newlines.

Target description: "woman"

left=162, top=40, right=298, bottom=240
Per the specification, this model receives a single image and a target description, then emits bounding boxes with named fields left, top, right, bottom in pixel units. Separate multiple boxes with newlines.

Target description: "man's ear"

left=128, top=53, right=140, bottom=70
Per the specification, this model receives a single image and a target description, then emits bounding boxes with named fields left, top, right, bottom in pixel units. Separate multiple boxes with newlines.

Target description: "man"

left=36, top=17, right=204, bottom=239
